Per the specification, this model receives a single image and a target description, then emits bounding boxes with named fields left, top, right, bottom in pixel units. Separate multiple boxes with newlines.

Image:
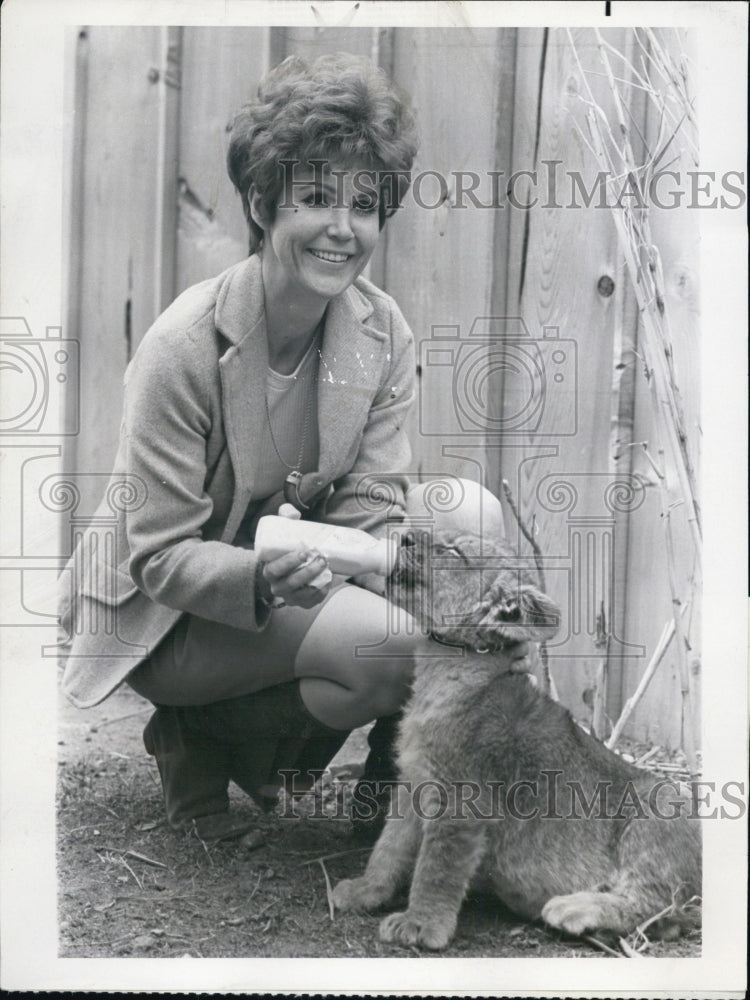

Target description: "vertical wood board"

left=618, top=29, right=702, bottom=747
left=175, top=28, right=271, bottom=293
left=499, top=28, right=638, bottom=722
left=69, top=26, right=168, bottom=512
left=386, top=27, right=503, bottom=486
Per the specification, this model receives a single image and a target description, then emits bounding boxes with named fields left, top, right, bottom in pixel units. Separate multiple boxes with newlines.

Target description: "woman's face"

left=251, top=161, right=382, bottom=306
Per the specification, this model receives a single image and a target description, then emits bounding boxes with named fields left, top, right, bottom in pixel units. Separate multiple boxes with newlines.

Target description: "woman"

left=60, top=53, right=527, bottom=841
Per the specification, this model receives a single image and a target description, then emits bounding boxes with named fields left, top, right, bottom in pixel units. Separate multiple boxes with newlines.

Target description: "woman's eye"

left=353, top=196, right=378, bottom=214
left=302, top=191, right=328, bottom=208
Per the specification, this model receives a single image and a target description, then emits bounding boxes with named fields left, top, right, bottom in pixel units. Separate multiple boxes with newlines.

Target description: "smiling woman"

left=247, top=162, right=382, bottom=355
left=60, top=52, right=516, bottom=844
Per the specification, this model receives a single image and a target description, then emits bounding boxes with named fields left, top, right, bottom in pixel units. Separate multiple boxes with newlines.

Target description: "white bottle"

left=254, top=516, right=398, bottom=577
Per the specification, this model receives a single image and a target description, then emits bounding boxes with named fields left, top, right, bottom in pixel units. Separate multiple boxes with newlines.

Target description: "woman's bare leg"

left=295, top=585, right=416, bottom=729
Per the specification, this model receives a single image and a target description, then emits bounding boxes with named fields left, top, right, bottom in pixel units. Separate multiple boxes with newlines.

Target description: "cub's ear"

left=517, top=584, right=561, bottom=641
left=474, top=575, right=561, bottom=644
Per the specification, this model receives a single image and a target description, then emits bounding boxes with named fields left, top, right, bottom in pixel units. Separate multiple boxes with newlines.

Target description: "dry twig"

left=582, top=934, right=621, bottom=957
left=501, top=479, right=553, bottom=697
left=92, top=845, right=168, bottom=869
left=297, top=846, right=371, bottom=867
left=120, top=856, right=143, bottom=890
left=606, top=603, right=689, bottom=749
left=317, top=858, right=336, bottom=921
left=618, top=936, right=644, bottom=957
left=567, top=27, right=701, bottom=559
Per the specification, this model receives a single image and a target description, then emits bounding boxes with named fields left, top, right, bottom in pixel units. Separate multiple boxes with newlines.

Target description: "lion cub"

left=333, top=531, right=701, bottom=951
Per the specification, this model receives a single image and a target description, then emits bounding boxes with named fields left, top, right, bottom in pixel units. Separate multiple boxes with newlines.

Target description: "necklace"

left=264, top=326, right=322, bottom=511
left=263, top=370, right=316, bottom=470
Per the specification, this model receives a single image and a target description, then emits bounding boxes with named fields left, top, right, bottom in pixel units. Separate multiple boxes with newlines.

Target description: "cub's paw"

left=542, top=892, right=611, bottom=936
left=332, top=877, right=392, bottom=913
left=379, top=910, right=455, bottom=951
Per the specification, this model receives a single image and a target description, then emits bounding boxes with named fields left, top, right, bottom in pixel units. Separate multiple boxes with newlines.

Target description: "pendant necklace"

left=264, top=323, right=322, bottom=511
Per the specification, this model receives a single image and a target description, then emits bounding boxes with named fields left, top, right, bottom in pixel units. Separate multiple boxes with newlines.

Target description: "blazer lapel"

left=216, top=257, right=268, bottom=538
left=313, top=285, right=386, bottom=488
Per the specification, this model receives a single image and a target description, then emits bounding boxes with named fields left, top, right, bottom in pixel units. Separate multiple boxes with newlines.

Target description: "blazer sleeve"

left=122, top=323, right=270, bottom=631
left=319, top=297, right=415, bottom=538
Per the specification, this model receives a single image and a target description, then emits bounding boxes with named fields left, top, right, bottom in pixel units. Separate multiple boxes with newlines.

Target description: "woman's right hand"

left=259, top=549, right=333, bottom=609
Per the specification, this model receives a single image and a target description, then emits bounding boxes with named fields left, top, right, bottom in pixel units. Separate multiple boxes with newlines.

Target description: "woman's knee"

left=354, top=642, right=415, bottom=717
left=295, top=585, right=415, bottom=687
left=405, top=476, right=504, bottom=537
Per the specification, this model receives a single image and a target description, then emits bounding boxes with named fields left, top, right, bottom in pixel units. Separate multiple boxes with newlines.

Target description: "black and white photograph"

left=0, top=0, right=747, bottom=995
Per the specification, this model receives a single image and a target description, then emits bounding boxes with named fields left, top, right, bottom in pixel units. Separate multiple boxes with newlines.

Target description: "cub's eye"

left=435, top=543, right=470, bottom=565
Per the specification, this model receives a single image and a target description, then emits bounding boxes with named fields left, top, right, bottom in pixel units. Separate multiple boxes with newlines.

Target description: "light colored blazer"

left=60, top=255, right=415, bottom=707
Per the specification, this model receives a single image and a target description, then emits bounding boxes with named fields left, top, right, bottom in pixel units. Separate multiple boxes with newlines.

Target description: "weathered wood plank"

left=618, top=29, right=702, bottom=747
left=386, top=27, right=503, bottom=487
left=498, top=27, right=634, bottom=724
left=175, top=28, right=270, bottom=292
left=69, top=26, right=169, bottom=510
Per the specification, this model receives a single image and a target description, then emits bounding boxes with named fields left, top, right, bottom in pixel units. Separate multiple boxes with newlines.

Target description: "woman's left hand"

left=261, top=548, right=333, bottom=609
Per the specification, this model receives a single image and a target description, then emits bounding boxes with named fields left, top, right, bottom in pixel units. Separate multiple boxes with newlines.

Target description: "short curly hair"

left=227, top=53, right=419, bottom=252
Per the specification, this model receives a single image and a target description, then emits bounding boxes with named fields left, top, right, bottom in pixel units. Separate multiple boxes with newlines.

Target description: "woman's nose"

left=326, top=208, right=355, bottom=240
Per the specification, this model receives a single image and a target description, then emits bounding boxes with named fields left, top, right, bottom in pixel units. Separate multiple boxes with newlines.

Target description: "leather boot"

left=143, top=705, right=257, bottom=841
left=350, top=712, right=402, bottom=842
left=222, top=682, right=349, bottom=806
left=145, top=684, right=350, bottom=830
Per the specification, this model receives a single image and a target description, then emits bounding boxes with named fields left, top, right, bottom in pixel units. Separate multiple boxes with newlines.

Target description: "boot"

left=350, top=712, right=402, bottom=842
left=145, top=684, right=351, bottom=832
left=143, top=705, right=257, bottom=841
left=223, top=682, right=350, bottom=806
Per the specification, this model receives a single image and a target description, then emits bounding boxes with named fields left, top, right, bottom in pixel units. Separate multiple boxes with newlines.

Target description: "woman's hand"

left=260, top=548, right=333, bottom=609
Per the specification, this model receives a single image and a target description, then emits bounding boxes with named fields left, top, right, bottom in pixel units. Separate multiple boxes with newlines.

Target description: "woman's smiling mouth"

left=308, top=248, right=352, bottom=263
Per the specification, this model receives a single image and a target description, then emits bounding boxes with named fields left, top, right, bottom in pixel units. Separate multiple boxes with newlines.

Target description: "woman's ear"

left=247, top=185, right=269, bottom=232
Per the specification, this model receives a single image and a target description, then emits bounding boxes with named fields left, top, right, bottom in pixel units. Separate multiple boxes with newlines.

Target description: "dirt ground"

left=57, top=682, right=701, bottom=960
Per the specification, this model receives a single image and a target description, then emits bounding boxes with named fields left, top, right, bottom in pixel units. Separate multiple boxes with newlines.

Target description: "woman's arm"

left=122, top=321, right=270, bottom=631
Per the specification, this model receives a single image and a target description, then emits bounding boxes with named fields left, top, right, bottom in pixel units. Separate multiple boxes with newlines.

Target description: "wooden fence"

left=64, top=25, right=700, bottom=748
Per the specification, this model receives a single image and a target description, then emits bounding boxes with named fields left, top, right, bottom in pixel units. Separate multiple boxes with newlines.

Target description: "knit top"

left=253, top=332, right=321, bottom=500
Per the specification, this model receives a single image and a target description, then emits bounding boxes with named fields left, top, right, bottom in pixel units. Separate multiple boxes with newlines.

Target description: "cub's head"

left=389, top=530, right=560, bottom=651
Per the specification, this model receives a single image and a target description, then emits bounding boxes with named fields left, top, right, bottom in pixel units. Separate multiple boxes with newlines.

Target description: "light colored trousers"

left=128, top=478, right=505, bottom=729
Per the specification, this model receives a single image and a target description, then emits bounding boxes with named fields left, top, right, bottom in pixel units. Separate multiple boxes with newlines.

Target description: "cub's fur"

left=333, top=531, right=701, bottom=951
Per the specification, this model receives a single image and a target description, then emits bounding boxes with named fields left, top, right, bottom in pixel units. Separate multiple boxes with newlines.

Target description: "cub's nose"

left=505, top=641, right=531, bottom=674
left=500, top=601, right=521, bottom=622
left=400, top=531, right=417, bottom=547
left=506, top=640, right=530, bottom=660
